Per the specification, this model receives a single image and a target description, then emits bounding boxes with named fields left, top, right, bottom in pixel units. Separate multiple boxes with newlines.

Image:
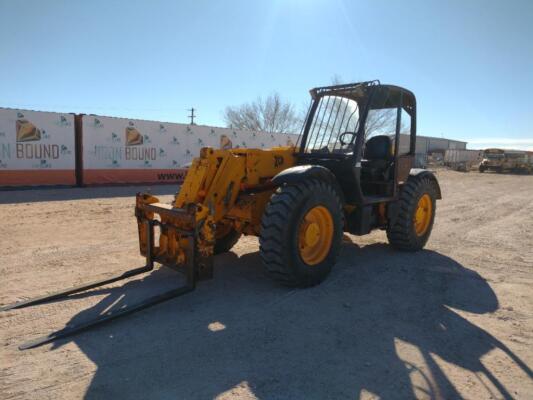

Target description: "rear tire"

left=259, top=179, right=343, bottom=287
left=387, top=176, right=437, bottom=251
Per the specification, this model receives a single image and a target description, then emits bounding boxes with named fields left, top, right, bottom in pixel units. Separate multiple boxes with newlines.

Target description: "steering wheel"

left=338, top=131, right=356, bottom=146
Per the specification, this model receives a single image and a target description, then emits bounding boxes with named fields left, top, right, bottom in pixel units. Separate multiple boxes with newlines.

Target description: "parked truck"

left=444, top=149, right=483, bottom=171
left=479, top=148, right=532, bottom=174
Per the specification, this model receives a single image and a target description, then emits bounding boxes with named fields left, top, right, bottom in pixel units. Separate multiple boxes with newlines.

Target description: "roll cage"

left=295, top=81, right=417, bottom=205
left=298, top=81, right=416, bottom=159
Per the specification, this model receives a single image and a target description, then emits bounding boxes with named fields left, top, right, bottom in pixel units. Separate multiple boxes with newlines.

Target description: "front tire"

left=387, top=176, right=437, bottom=251
left=259, top=179, right=343, bottom=287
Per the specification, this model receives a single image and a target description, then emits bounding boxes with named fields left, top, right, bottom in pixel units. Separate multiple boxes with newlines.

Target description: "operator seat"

left=361, top=135, right=393, bottom=181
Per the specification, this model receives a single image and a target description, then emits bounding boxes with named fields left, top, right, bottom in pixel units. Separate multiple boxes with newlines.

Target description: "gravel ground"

left=0, top=170, right=532, bottom=399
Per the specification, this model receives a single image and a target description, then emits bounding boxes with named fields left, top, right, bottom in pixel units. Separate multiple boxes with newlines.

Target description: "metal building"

left=396, top=134, right=467, bottom=167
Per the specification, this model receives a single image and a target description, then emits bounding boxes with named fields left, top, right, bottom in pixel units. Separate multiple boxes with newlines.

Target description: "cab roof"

left=309, top=81, right=416, bottom=110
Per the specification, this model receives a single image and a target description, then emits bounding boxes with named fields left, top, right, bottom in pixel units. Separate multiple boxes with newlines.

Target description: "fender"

left=271, top=165, right=344, bottom=200
left=409, top=168, right=442, bottom=199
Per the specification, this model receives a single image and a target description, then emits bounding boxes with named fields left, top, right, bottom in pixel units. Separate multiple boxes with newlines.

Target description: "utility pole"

left=187, top=108, right=196, bottom=125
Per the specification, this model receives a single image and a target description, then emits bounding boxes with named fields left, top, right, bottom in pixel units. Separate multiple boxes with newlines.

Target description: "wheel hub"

left=414, top=194, right=432, bottom=236
left=303, top=222, right=321, bottom=247
left=298, top=206, right=334, bottom=266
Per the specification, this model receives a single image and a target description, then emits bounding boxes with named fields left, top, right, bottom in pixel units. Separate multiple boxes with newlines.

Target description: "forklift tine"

left=0, top=265, right=154, bottom=312
left=19, top=284, right=194, bottom=350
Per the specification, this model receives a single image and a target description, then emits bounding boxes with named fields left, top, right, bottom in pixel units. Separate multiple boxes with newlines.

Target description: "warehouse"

left=415, top=135, right=467, bottom=152
left=396, top=134, right=467, bottom=167
left=397, top=133, right=467, bottom=153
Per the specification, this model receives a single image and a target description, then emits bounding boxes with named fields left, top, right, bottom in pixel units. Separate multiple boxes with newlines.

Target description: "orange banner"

left=82, top=169, right=188, bottom=185
left=0, top=170, right=76, bottom=186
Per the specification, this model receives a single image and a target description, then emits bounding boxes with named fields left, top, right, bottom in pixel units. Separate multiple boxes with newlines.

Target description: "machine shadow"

left=0, top=184, right=177, bottom=204
left=54, top=243, right=531, bottom=399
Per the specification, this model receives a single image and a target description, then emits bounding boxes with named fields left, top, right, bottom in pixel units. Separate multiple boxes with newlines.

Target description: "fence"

left=0, top=109, right=76, bottom=186
left=80, top=114, right=297, bottom=185
left=0, top=108, right=298, bottom=187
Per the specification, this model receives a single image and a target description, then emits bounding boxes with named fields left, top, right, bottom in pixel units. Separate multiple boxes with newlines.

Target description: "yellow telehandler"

left=2, top=81, right=441, bottom=349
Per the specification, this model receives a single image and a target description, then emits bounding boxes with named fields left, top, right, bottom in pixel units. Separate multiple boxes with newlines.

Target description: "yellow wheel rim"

left=298, top=206, right=334, bottom=266
left=414, top=194, right=432, bottom=236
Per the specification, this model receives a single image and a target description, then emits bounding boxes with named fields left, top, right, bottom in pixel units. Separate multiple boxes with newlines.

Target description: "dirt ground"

left=0, top=170, right=532, bottom=400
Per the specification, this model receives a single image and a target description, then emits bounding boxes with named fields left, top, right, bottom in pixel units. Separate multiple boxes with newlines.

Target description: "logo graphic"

left=32, top=159, right=51, bottom=169
left=170, top=136, right=180, bottom=145
left=110, top=132, right=121, bottom=143
left=159, top=124, right=167, bottom=133
left=125, top=125, right=143, bottom=146
left=58, top=115, right=71, bottom=127
left=209, top=128, right=216, bottom=137
left=220, top=134, right=232, bottom=150
left=107, top=159, right=121, bottom=168
left=60, top=145, right=71, bottom=155
left=16, top=113, right=41, bottom=142
left=159, top=148, right=167, bottom=157
left=94, top=118, right=103, bottom=128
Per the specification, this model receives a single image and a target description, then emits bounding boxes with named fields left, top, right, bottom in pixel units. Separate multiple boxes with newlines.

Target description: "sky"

left=1, top=0, right=532, bottom=150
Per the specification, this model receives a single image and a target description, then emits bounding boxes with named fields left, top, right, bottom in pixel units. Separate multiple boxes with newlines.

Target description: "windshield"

left=485, top=153, right=504, bottom=160
left=303, top=95, right=360, bottom=154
